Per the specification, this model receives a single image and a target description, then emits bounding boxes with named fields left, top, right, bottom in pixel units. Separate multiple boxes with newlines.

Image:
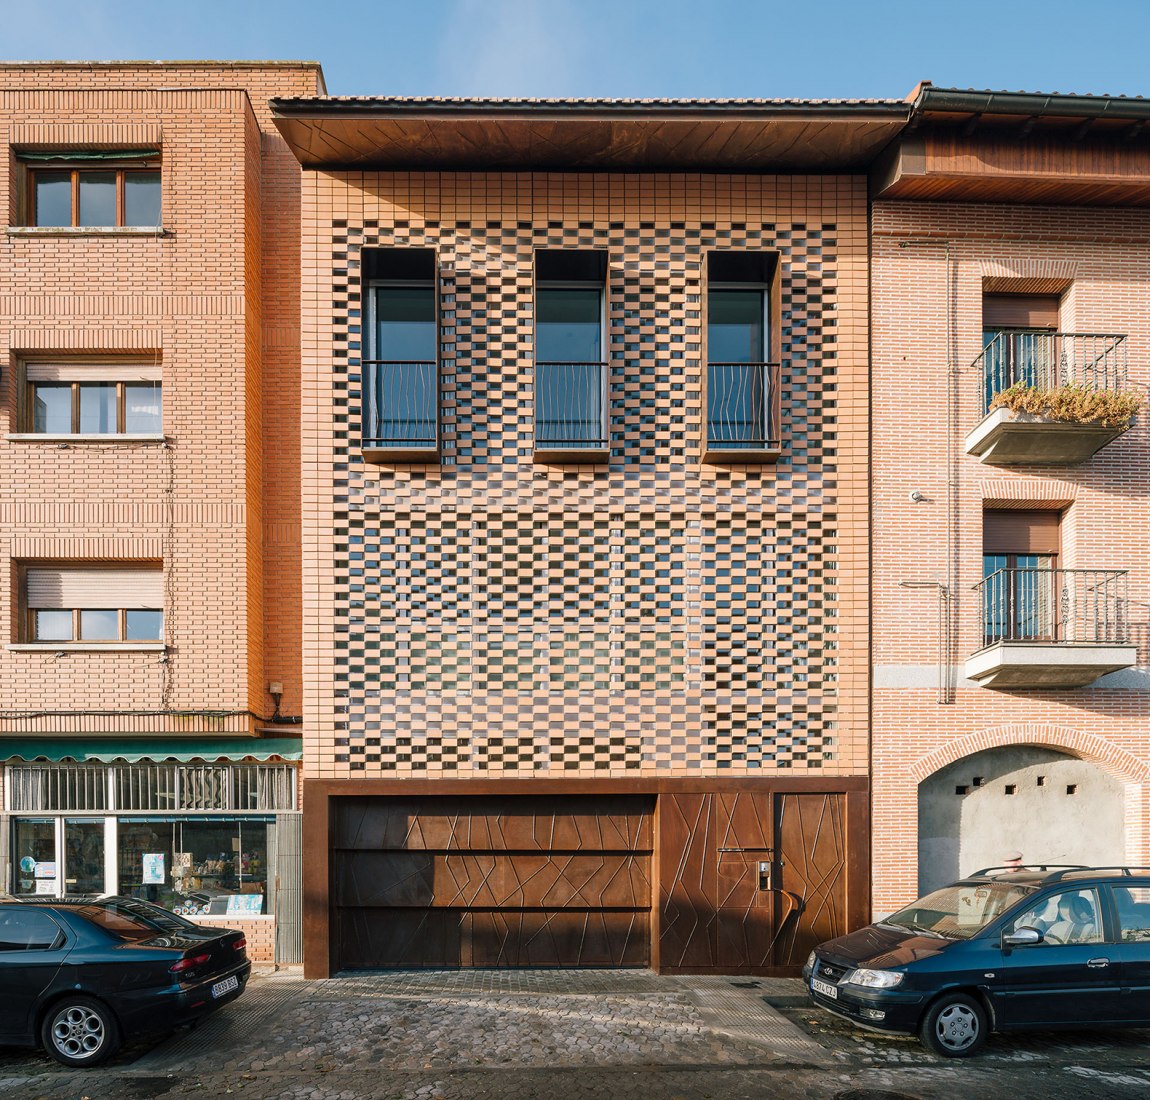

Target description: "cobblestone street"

left=4, top=971, right=1150, bottom=1099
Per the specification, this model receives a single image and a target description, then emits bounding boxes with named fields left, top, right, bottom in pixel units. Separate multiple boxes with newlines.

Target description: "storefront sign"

left=225, top=894, right=263, bottom=915
left=142, top=853, right=166, bottom=884
left=34, top=861, right=56, bottom=879
left=34, top=879, right=55, bottom=894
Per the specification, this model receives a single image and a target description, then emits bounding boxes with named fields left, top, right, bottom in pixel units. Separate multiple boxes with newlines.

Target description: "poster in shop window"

left=142, top=853, right=165, bottom=884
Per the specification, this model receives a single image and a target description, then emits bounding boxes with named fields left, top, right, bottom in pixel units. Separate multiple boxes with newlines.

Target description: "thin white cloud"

left=435, top=0, right=588, bottom=97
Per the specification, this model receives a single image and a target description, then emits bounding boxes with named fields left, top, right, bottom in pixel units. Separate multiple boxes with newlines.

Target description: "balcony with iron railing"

left=361, top=360, right=438, bottom=460
left=534, top=361, right=609, bottom=460
left=705, top=362, right=782, bottom=459
left=966, top=567, right=1137, bottom=688
left=965, top=331, right=1138, bottom=465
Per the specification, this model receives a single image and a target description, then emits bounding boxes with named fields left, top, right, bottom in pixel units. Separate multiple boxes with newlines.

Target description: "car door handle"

left=1087, top=958, right=1111, bottom=969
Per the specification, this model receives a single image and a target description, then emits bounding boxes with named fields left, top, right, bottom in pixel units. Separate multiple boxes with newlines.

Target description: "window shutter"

left=26, top=566, right=163, bottom=609
left=982, top=295, right=1061, bottom=329
left=983, top=511, right=1061, bottom=555
left=26, top=363, right=161, bottom=383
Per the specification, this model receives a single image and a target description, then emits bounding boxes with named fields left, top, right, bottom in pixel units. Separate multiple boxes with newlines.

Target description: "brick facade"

left=0, top=63, right=318, bottom=961
left=299, top=171, right=870, bottom=784
left=871, top=198, right=1150, bottom=912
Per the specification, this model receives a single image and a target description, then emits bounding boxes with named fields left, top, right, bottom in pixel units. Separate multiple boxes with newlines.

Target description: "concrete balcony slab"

left=964, top=408, right=1123, bottom=466
left=964, top=641, right=1138, bottom=689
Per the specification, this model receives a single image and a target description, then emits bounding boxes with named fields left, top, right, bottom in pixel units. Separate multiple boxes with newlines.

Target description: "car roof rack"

left=971, top=863, right=1086, bottom=877
left=1044, top=866, right=1150, bottom=883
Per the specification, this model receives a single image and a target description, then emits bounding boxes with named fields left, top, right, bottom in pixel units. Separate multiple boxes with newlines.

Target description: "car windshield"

left=884, top=882, right=1034, bottom=940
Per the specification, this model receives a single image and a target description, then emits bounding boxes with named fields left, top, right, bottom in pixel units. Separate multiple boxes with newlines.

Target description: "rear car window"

left=73, top=904, right=162, bottom=942
left=1114, top=885, right=1150, bottom=942
left=0, top=908, right=63, bottom=951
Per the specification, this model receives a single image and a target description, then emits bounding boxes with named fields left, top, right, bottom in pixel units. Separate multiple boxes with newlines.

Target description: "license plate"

left=811, top=977, right=838, bottom=1000
left=211, top=975, right=239, bottom=999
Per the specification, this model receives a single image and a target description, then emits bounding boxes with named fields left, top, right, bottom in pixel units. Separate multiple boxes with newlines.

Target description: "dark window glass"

left=13, top=819, right=57, bottom=897
left=32, top=384, right=73, bottom=433
left=708, top=288, right=764, bottom=363
left=35, top=610, right=73, bottom=641
left=124, top=171, right=161, bottom=226
left=79, top=610, right=118, bottom=641
left=124, top=383, right=162, bottom=433
left=78, top=383, right=117, bottom=434
left=126, top=609, right=163, bottom=641
left=72, top=905, right=157, bottom=942
left=34, top=173, right=72, bottom=227
left=536, top=287, right=602, bottom=362
left=0, top=908, right=63, bottom=951
left=78, top=172, right=117, bottom=226
left=373, top=285, right=436, bottom=361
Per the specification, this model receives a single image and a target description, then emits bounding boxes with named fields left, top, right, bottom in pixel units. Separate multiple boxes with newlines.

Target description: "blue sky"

left=4, top=0, right=1149, bottom=100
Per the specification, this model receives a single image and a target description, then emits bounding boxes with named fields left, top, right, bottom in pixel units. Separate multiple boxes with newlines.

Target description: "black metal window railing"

left=362, top=360, right=438, bottom=449
left=976, top=568, right=1129, bottom=648
left=976, top=331, right=1128, bottom=413
left=535, top=361, right=607, bottom=449
left=707, top=362, right=781, bottom=450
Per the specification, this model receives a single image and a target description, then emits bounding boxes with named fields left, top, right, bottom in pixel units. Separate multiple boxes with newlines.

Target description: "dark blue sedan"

left=805, top=865, right=1150, bottom=1056
left=0, top=895, right=249, bottom=1066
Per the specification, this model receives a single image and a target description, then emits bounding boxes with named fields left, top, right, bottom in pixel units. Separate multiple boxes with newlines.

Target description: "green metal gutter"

left=917, top=87, right=1150, bottom=121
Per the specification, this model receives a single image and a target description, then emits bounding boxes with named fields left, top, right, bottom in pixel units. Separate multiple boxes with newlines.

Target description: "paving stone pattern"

left=4, top=972, right=1150, bottom=1098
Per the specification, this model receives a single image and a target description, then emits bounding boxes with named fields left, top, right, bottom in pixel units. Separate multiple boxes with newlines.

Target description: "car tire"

left=41, top=996, right=121, bottom=1067
left=918, top=992, right=988, bottom=1058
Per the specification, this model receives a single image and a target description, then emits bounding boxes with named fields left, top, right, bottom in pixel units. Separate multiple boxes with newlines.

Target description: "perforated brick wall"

left=301, top=173, right=870, bottom=781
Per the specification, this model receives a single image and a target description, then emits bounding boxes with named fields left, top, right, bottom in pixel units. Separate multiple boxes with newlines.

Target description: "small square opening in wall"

left=955, top=785, right=969, bottom=795
left=972, top=776, right=984, bottom=787
left=1037, top=775, right=1046, bottom=787
left=1066, top=784, right=1078, bottom=795
left=1004, top=784, right=1017, bottom=795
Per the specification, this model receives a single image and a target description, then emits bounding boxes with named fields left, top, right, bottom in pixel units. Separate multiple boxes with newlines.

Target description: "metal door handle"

left=1087, top=958, right=1110, bottom=969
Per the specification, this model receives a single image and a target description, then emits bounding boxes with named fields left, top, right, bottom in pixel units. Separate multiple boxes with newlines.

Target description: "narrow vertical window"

left=363, top=249, right=438, bottom=457
left=706, top=252, right=778, bottom=455
left=535, top=250, right=608, bottom=456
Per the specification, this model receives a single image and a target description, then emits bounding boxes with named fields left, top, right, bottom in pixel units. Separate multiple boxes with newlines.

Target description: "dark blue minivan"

left=804, top=866, right=1150, bottom=1056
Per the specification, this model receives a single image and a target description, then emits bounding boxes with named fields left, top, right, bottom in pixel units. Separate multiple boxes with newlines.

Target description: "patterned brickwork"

left=302, top=174, right=870, bottom=781
left=871, top=198, right=1150, bottom=913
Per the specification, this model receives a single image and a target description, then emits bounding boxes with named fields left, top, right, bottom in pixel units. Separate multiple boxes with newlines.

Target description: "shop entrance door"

left=62, top=820, right=105, bottom=896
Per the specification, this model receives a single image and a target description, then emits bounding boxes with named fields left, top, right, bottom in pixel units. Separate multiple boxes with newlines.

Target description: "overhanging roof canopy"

left=271, top=95, right=911, bottom=172
left=0, top=738, right=302, bottom=764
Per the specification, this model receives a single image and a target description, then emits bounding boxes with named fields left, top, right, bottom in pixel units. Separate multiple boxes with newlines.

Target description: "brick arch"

left=910, top=724, right=1150, bottom=786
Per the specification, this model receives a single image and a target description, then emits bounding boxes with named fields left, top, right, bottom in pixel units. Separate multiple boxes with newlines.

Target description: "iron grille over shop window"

left=9, top=763, right=296, bottom=813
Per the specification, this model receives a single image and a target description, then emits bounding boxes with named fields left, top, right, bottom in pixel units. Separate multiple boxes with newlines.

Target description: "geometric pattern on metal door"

left=332, top=795, right=653, bottom=968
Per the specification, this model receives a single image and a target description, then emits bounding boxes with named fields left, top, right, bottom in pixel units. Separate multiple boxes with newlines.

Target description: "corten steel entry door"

left=332, top=795, right=654, bottom=969
left=662, top=790, right=850, bottom=972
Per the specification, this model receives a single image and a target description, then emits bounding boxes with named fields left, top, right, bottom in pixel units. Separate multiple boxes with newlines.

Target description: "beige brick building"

left=870, top=87, right=1150, bottom=913
left=0, top=62, right=322, bottom=960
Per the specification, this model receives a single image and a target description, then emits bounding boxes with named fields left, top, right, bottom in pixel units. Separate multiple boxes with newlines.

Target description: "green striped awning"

left=0, top=738, right=301, bottom=764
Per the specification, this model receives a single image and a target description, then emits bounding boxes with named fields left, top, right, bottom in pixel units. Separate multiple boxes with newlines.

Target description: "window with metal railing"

left=706, top=252, right=780, bottom=453
left=535, top=250, right=609, bottom=453
left=362, top=249, right=438, bottom=454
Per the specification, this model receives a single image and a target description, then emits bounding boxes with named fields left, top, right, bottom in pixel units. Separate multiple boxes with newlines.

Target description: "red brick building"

left=0, top=62, right=323, bottom=961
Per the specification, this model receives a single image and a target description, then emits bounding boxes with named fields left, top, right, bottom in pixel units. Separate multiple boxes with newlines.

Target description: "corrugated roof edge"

left=0, top=59, right=323, bottom=68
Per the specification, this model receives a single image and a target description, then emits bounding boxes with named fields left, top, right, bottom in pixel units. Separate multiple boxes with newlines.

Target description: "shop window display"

left=117, top=818, right=271, bottom=915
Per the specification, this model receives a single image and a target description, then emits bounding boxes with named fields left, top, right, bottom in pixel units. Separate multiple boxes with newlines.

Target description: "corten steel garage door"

left=332, top=795, right=654, bottom=968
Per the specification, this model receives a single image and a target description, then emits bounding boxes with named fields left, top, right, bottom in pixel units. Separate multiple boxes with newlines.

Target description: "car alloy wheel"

left=919, top=993, right=987, bottom=1058
left=41, top=996, right=121, bottom=1067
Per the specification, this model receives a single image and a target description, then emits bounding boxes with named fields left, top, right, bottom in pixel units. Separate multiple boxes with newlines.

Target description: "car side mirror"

left=1003, top=926, right=1043, bottom=948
